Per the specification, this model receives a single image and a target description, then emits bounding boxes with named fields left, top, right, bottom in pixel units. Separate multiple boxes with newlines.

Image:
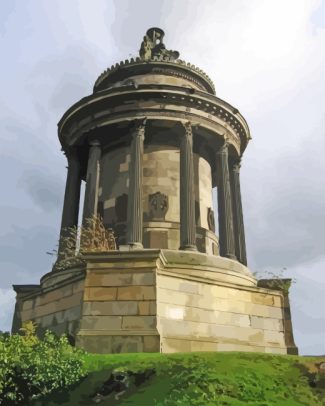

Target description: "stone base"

left=12, top=250, right=298, bottom=355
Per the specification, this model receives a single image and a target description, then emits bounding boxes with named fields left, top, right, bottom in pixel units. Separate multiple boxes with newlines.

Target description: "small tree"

left=0, top=321, right=86, bottom=404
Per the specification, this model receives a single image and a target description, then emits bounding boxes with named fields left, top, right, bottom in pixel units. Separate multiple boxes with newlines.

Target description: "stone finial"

left=139, top=27, right=180, bottom=61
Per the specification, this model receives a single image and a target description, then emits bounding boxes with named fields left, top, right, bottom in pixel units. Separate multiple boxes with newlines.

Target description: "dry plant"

left=80, top=215, right=117, bottom=253
left=48, top=215, right=117, bottom=271
left=253, top=267, right=297, bottom=293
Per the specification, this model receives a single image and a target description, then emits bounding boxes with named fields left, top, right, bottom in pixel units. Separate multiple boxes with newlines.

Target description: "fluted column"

left=127, top=120, right=145, bottom=248
left=179, top=122, right=197, bottom=251
left=57, top=149, right=82, bottom=259
left=216, top=142, right=236, bottom=259
left=230, top=158, right=247, bottom=265
left=82, top=140, right=101, bottom=223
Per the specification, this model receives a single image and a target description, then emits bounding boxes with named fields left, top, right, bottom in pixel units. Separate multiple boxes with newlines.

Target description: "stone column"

left=230, top=158, right=247, bottom=265
left=179, top=122, right=197, bottom=251
left=83, top=140, right=101, bottom=223
left=216, top=142, right=236, bottom=260
left=127, top=120, right=146, bottom=248
left=57, top=150, right=82, bottom=259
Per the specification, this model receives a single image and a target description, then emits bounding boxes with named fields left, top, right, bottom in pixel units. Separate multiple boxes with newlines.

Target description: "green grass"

left=32, top=352, right=325, bottom=405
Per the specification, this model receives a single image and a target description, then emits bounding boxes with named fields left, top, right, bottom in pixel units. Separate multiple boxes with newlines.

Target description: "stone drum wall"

left=99, top=143, right=218, bottom=253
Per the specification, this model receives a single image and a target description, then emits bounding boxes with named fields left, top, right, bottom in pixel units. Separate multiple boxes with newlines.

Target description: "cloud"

left=18, top=169, right=63, bottom=212
left=0, top=221, right=58, bottom=289
left=243, top=131, right=325, bottom=270
left=289, top=256, right=325, bottom=354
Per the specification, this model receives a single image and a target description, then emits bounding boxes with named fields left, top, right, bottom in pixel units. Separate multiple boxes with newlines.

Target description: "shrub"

left=0, top=321, right=86, bottom=405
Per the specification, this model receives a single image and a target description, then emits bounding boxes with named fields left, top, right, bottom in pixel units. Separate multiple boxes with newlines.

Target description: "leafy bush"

left=0, top=321, right=86, bottom=405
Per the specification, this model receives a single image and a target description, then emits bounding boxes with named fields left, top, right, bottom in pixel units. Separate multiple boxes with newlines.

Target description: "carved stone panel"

left=149, top=192, right=168, bottom=221
left=207, top=207, right=216, bottom=233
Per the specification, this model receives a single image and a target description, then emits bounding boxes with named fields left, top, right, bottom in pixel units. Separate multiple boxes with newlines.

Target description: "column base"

left=179, top=244, right=198, bottom=251
left=224, top=253, right=237, bottom=261
left=127, top=242, right=144, bottom=250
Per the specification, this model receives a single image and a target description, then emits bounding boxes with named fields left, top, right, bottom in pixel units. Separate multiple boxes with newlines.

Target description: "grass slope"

left=33, top=352, right=325, bottom=405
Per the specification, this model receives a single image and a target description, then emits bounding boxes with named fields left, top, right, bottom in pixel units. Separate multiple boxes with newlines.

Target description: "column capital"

left=181, top=121, right=196, bottom=138
left=66, top=147, right=80, bottom=163
left=133, top=118, right=147, bottom=138
left=182, top=120, right=192, bottom=128
left=230, top=157, right=242, bottom=173
left=89, top=139, right=101, bottom=147
left=216, top=141, right=229, bottom=155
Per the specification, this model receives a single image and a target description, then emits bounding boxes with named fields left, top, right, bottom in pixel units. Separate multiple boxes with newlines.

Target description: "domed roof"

left=93, top=28, right=215, bottom=95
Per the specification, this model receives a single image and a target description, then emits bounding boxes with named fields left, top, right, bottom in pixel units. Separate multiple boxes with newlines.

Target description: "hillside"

left=32, top=352, right=325, bottom=405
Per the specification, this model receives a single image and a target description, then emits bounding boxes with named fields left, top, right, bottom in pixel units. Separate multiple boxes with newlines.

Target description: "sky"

left=1, top=0, right=324, bottom=355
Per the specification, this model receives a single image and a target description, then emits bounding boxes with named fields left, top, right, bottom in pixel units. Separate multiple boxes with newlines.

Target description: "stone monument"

left=12, top=28, right=298, bottom=355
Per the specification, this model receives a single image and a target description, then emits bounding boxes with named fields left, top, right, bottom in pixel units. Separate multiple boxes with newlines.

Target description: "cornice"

left=93, top=58, right=216, bottom=95
left=58, top=86, right=250, bottom=153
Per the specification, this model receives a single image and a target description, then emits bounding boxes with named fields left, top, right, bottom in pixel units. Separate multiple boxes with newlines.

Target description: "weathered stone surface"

left=143, top=335, right=160, bottom=352
left=178, top=281, right=199, bottom=294
left=111, top=335, right=143, bottom=353
left=76, top=335, right=113, bottom=353
left=161, top=338, right=192, bottom=353
left=39, top=289, right=65, bottom=306
left=264, top=347, right=287, bottom=354
left=160, top=304, right=251, bottom=328
left=264, top=329, right=286, bottom=345
left=144, top=230, right=169, bottom=249
left=138, top=301, right=156, bottom=315
left=22, top=300, right=34, bottom=311
left=250, top=316, right=283, bottom=331
left=117, top=286, right=156, bottom=300
left=251, top=292, right=281, bottom=307
left=22, top=292, right=83, bottom=320
left=84, top=287, right=117, bottom=301
left=83, top=301, right=138, bottom=316
left=81, top=315, right=122, bottom=330
left=132, top=272, right=155, bottom=285
left=14, top=249, right=295, bottom=355
left=40, top=306, right=82, bottom=328
left=122, top=316, right=156, bottom=330
left=86, top=273, right=133, bottom=287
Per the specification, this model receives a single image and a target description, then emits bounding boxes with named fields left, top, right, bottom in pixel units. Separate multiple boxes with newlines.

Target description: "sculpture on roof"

left=139, top=27, right=180, bottom=61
